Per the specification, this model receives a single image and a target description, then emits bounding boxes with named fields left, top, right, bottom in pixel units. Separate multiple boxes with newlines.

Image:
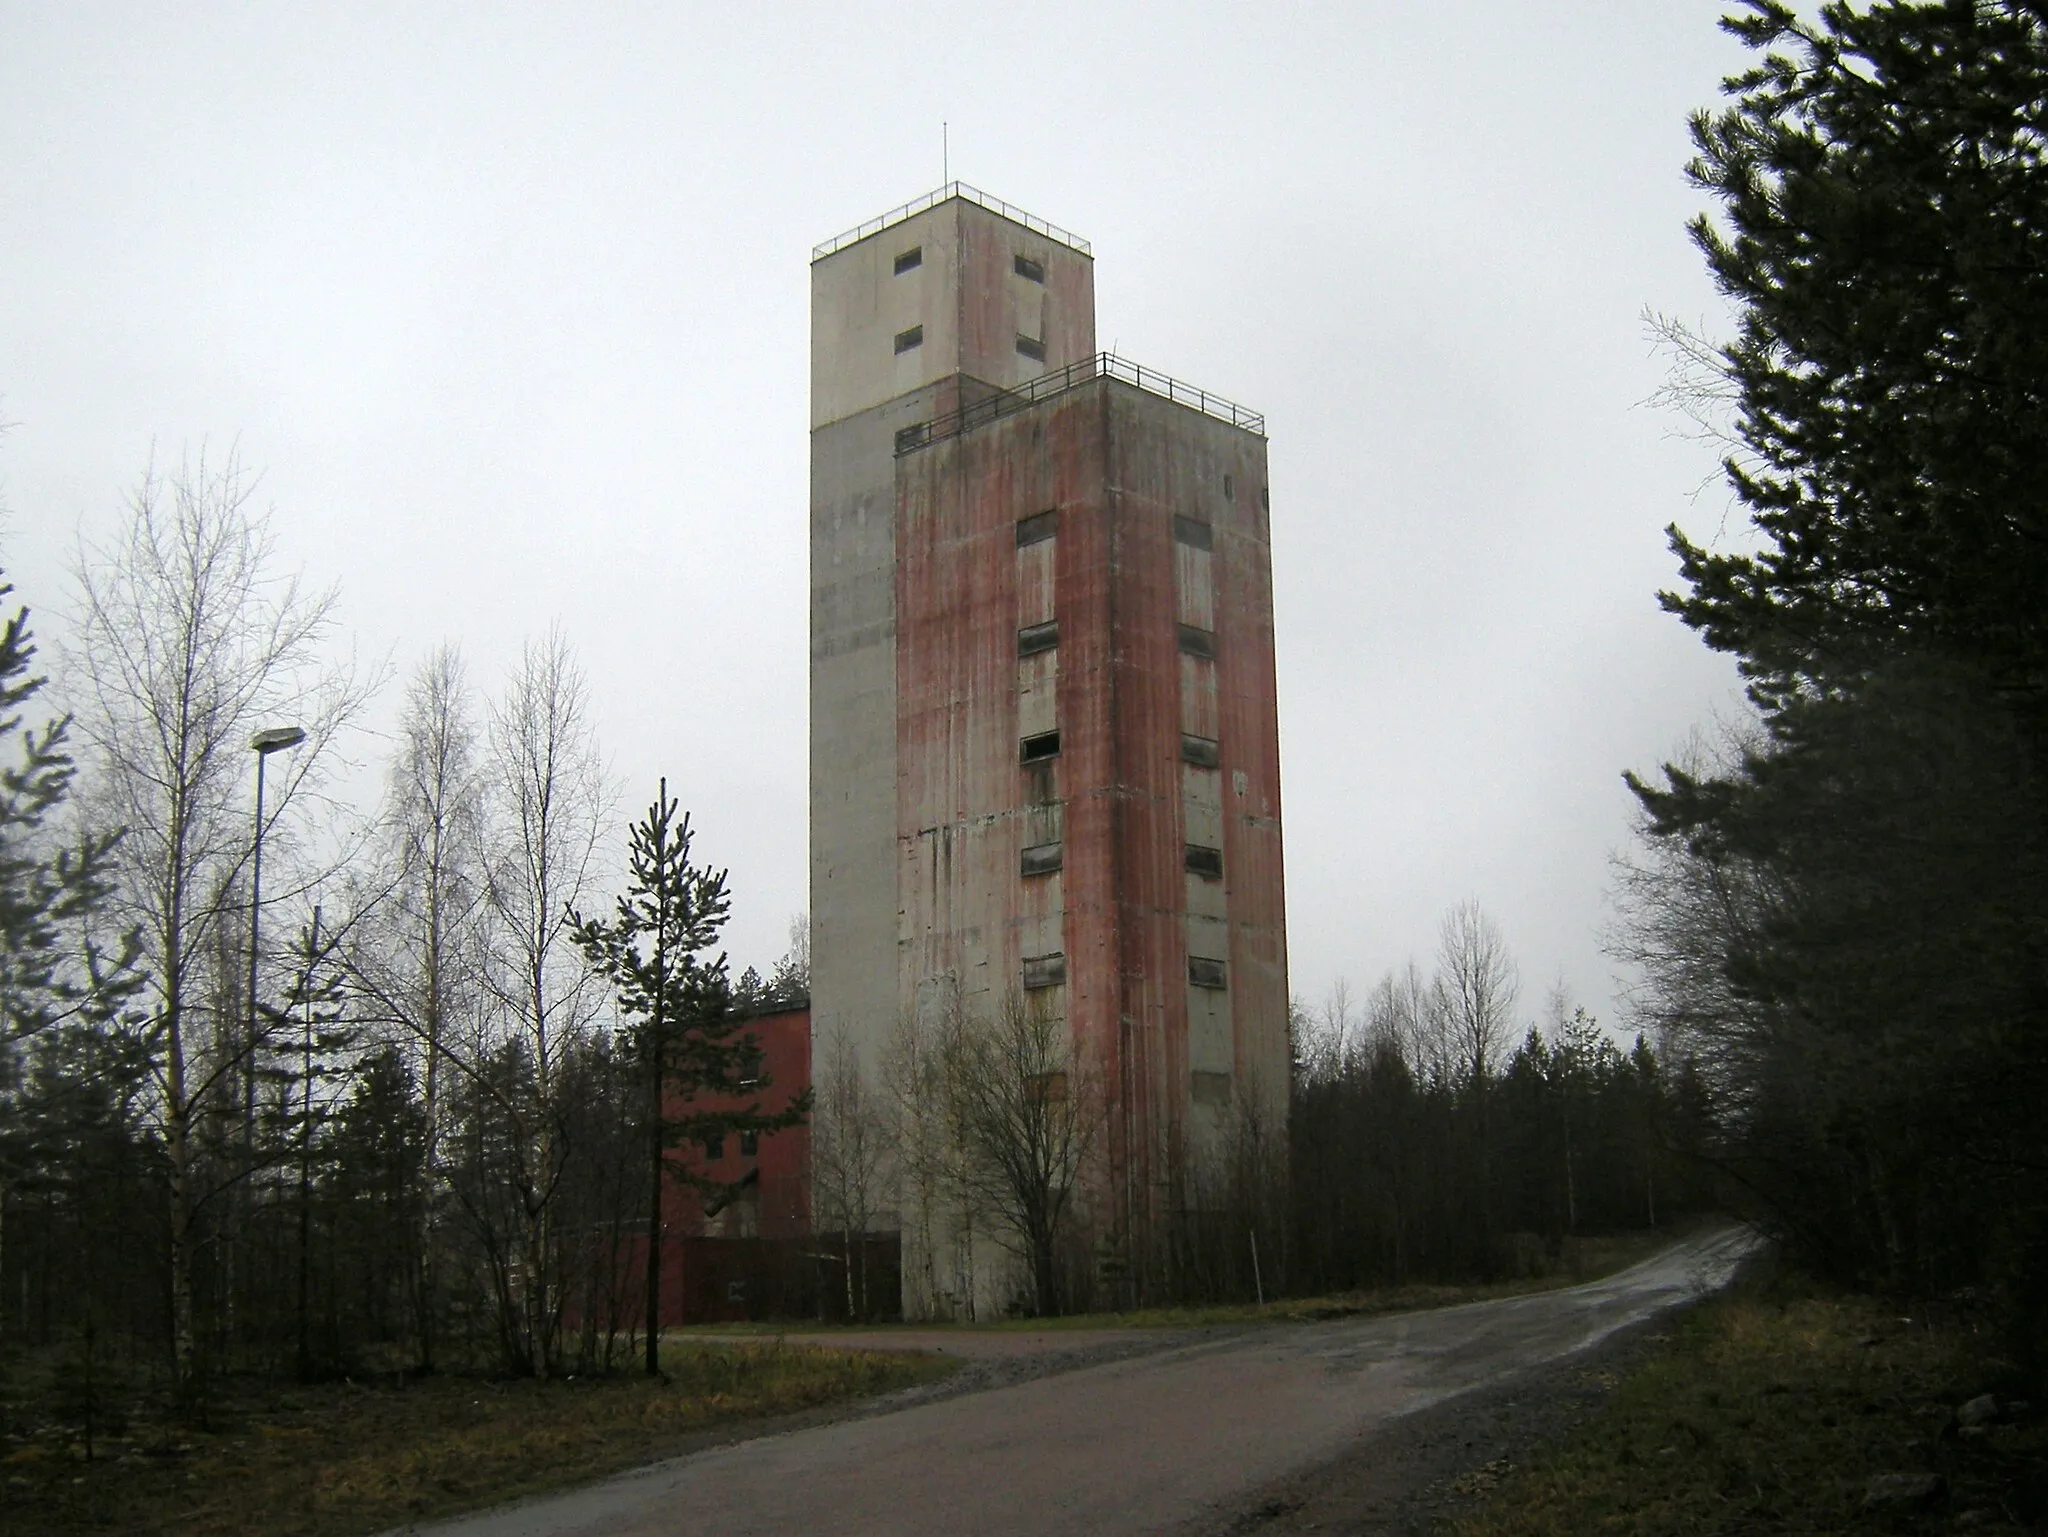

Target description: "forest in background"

left=0, top=457, right=1697, bottom=1409
left=14, top=0, right=2045, bottom=1425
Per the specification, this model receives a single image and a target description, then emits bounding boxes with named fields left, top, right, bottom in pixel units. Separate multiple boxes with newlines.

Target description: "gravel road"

left=400, top=1223, right=1754, bottom=1537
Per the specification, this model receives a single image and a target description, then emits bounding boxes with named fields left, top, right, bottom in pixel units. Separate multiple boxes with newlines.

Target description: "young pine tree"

left=570, top=782, right=804, bottom=1374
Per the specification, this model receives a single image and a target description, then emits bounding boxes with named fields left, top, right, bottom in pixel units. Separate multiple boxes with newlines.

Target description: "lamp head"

left=250, top=725, right=306, bottom=755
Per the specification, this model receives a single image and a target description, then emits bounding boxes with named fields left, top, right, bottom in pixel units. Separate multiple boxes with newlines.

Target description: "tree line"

left=800, top=903, right=1711, bottom=1325
left=21, top=0, right=2030, bottom=1395
left=0, top=455, right=807, bottom=1396
left=1290, top=905, right=1713, bottom=1297
left=1612, top=0, right=2048, bottom=1360
left=2, top=460, right=1709, bottom=1393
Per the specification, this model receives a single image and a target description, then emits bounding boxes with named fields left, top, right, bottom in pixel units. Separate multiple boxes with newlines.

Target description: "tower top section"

left=811, top=185, right=1098, bottom=430
left=812, top=182, right=1091, bottom=263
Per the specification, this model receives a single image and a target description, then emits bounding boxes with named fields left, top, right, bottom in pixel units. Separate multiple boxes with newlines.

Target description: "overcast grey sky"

left=1, top=2, right=1753, bottom=1029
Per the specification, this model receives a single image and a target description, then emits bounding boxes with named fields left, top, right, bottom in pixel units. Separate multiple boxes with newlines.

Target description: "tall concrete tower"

left=810, top=185, right=1286, bottom=1314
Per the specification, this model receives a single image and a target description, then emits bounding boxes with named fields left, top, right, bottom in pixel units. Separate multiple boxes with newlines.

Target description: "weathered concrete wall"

left=892, top=375, right=1285, bottom=1306
left=810, top=192, right=1100, bottom=1240
left=1101, top=385, right=1288, bottom=1171
left=811, top=197, right=1095, bottom=431
left=810, top=393, right=919, bottom=1091
left=813, top=188, right=1281, bottom=1315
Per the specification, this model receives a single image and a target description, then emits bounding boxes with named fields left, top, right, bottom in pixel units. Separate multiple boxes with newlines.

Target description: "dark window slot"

left=1181, top=734, right=1221, bottom=769
left=1185, top=844, right=1224, bottom=880
left=704, top=1135, right=726, bottom=1161
left=1189, top=956, right=1228, bottom=990
left=1178, top=623, right=1217, bottom=660
left=1017, top=620, right=1059, bottom=657
left=1173, top=514, right=1213, bottom=551
left=1016, top=509, right=1057, bottom=547
left=1022, top=952, right=1067, bottom=989
left=1014, top=254, right=1045, bottom=283
left=1016, top=334, right=1046, bottom=362
left=1223, top=473, right=1235, bottom=499
left=894, top=246, right=923, bottom=274
left=1028, top=1071, right=1068, bottom=1103
left=894, top=324, right=924, bottom=354
left=1261, top=485, right=1271, bottom=511
left=1021, top=841, right=1063, bottom=877
left=739, top=1131, right=759, bottom=1157
left=1020, top=730, right=1061, bottom=765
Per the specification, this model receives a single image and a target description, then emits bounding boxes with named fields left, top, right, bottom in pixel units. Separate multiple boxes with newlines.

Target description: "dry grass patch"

left=1450, top=1277, right=2048, bottom=1534
left=1, top=1341, right=950, bottom=1536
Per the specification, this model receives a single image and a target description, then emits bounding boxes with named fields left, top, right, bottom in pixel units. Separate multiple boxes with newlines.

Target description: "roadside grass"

left=0, top=1340, right=951, bottom=1537
left=674, top=1225, right=1689, bottom=1337
left=1449, top=1268, right=2048, bottom=1534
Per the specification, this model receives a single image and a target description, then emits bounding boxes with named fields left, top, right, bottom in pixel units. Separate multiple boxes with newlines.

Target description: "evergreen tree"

left=0, top=573, right=133, bottom=1049
left=1662, top=0, right=2048, bottom=708
left=570, top=783, right=804, bottom=1374
left=1627, top=2, right=2048, bottom=1312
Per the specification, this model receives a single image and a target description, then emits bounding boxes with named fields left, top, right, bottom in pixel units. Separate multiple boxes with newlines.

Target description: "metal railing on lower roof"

left=893, top=353, right=1265, bottom=455
left=813, top=182, right=1092, bottom=262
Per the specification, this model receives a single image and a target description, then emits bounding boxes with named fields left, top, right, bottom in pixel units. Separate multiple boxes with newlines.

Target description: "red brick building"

left=647, top=1000, right=815, bottom=1324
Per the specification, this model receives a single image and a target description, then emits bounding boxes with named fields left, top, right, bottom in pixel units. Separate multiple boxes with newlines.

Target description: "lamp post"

left=248, top=725, right=306, bottom=1064
left=226, top=722, right=301, bottom=1358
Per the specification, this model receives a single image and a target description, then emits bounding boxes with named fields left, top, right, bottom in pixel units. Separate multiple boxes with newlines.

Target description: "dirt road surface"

left=403, top=1224, right=1754, bottom=1537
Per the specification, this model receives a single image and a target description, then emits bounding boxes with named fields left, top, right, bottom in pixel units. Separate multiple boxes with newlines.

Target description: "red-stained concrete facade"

left=896, top=380, right=1286, bottom=1257
left=812, top=187, right=1286, bottom=1312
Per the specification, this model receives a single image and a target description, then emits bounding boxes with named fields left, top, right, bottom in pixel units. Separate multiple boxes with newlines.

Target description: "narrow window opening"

left=1261, top=485, right=1271, bottom=511
left=1016, top=334, right=1046, bottom=363
left=1015, top=509, right=1057, bottom=547
left=1178, top=623, right=1217, bottom=660
left=1021, top=841, right=1063, bottom=877
left=739, top=1131, right=759, bottom=1157
left=1189, top=956, right=1228, bottom=990
left=1181, top=734, right=1221, bottom=769
left=1017, top=619, right=1059, bottom=657
left=894, top=324, right=924, bottom=354
left=1022, top=952, right=1067, bottom=989
left=1172, top=514, right=1213, bottom=551
left=1223, top=473, right=1235, bottom=500
left=1020, top=730, right=1061, bottom=765
left=1014, top=254, right=1046, bottom=283
left=1027, top=1071, right=1068, bottom=1103
left=704, top=1135, right=726, bottom=1161
left=894, top=246, right=923, bottom=275
left=1185, top=844, right=1224, bottom=880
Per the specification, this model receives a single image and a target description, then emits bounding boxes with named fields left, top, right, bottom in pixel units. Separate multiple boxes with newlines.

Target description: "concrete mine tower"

left=809, top=185, right=1287, bottom=1315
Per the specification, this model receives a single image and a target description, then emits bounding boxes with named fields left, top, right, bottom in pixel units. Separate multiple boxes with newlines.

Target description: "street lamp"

left=248, top=724, right=306, bottom=1095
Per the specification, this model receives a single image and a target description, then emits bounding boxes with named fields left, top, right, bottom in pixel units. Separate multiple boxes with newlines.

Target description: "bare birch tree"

left=882, top=1008, right=960, bottom=1317
left=808, top=1026, right=895, bottom=1317
left=476, top=628, right=608, bottom=1374
left=1432, top=901, right=1517, bottom=1248
left=67, top=451, right=369, bottom=1388
left=943, top=993, right=1103, bottom=1317
left=346, top=643, right=486, bottom=1369
left=1434, top=902, right=1517, bottom=1098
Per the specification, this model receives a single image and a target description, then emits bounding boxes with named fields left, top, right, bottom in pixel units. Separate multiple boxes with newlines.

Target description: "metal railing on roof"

left=813, top=182, right=1092, bottom=262
left=894, top=353, right=1265, bottom=455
